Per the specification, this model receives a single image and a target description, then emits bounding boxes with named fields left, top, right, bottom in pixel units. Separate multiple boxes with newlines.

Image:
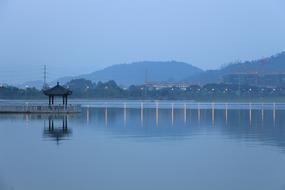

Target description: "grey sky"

left=0, top=0, right=284, bottom=84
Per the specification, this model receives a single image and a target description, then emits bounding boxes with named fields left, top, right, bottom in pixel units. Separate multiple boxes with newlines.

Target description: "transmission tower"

left=43, top=65, right=48, bottom=90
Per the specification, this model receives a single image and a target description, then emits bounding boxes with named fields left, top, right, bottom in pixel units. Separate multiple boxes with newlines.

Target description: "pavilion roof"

left=43, top=82, right=72, bottom=96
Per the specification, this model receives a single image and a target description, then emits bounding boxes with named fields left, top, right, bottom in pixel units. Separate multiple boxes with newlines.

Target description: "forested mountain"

left=56, top=61, right=203, bottom=86
left=185, top=52, right=285, bottom=84
left=20, top=52, right=285, bottom=88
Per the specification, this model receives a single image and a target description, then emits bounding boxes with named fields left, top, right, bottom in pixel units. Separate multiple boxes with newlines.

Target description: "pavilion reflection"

left=43, top=115, right=72, bottom=145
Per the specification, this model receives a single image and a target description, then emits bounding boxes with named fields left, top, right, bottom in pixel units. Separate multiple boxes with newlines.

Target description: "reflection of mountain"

left=83, top=108, right=285, bottom=151
left=43, top=115, right=72, bottom=145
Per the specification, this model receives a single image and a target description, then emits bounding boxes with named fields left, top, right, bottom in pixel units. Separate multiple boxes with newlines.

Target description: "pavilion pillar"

left=48, top=96, right=51, bottom=105
left=48, top=117, right=51, bottom=130
left=65, top=95, right=68, bottom=106
left=64, top=116, right=67, bottom=129
left=63, top=116, right=67, bottom=130
left=51, top=120, right=54, bottom=130
left=62, top=117, right=65, bottom=129
left=62, top=96, right=65, bottom=105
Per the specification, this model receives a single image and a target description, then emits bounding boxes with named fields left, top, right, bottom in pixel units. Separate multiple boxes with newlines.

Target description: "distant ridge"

left=20, top=52, right=285, bottom=88
left=184, top=52, right=285, bottom=84
left=56, top=61, right=203, bottom=86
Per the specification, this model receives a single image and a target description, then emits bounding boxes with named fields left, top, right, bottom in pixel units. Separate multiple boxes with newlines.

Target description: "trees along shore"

left=0, top=79, right=285, bottom=102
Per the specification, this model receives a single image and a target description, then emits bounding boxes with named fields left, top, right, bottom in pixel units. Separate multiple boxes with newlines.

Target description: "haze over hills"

left=20, top=52, right=285, bottom=89
left=55, top=61, right=203, bottom=86
left=184, top=52, right=285, bottom=84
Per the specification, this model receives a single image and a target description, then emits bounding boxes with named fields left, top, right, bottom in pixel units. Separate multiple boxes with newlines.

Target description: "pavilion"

left=43, top=82, right=72, bottom=106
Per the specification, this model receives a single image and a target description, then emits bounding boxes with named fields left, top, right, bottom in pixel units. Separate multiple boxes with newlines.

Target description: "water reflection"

left=0, top=107, right=285, bottom=190
left=43, top=115, right=72, bottom=145
left=0, top=107, right=283, bottom=150
left=79, top=107, right=285, bottom=151
left=83, top=107, right=281, bottom=127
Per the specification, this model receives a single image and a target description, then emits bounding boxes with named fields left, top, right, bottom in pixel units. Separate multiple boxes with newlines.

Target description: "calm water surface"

left=0, top=106, right=285, bottom=190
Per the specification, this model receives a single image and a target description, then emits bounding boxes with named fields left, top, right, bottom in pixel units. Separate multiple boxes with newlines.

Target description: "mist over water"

left=1, top=0, right=285, bottom=189
left=0, top=105, right=284, bottom=190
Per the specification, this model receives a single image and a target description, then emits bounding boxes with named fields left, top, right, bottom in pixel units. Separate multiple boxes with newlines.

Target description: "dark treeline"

left=0, top=86, right=44, bottom=99
left=1, top=79, right=285, bottom=101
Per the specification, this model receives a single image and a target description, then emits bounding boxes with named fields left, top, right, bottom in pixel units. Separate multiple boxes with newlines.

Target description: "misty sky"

left=0, top=0, right=285, bottom=84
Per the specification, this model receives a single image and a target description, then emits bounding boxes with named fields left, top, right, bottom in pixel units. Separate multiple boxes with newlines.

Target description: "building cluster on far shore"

left=144, top=82, right=191, bottom=91
left=223, top=73, right=285, bottom=88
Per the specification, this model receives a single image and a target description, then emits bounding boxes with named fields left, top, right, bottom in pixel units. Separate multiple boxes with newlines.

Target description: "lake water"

left=0, top=103, right=285, bottom=190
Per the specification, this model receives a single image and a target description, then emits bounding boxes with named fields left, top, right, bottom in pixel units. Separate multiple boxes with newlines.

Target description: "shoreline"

left=0, top=101, right=284, bottom=112
left=1, top=98, right=285, bottom=103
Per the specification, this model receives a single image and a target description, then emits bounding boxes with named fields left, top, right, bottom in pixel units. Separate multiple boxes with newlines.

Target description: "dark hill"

left=185, top=52, right=285, bottom=84
left=57, top=61, right=203, bottom=86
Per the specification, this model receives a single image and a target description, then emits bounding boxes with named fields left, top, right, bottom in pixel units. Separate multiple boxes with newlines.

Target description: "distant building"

left=223, top=74, right=285, bottom=87
left=144, top=82, right=191, bottom=90
left=0, top=83, right=8, bottom=88
left=258, top=74, right=285, bottom=87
